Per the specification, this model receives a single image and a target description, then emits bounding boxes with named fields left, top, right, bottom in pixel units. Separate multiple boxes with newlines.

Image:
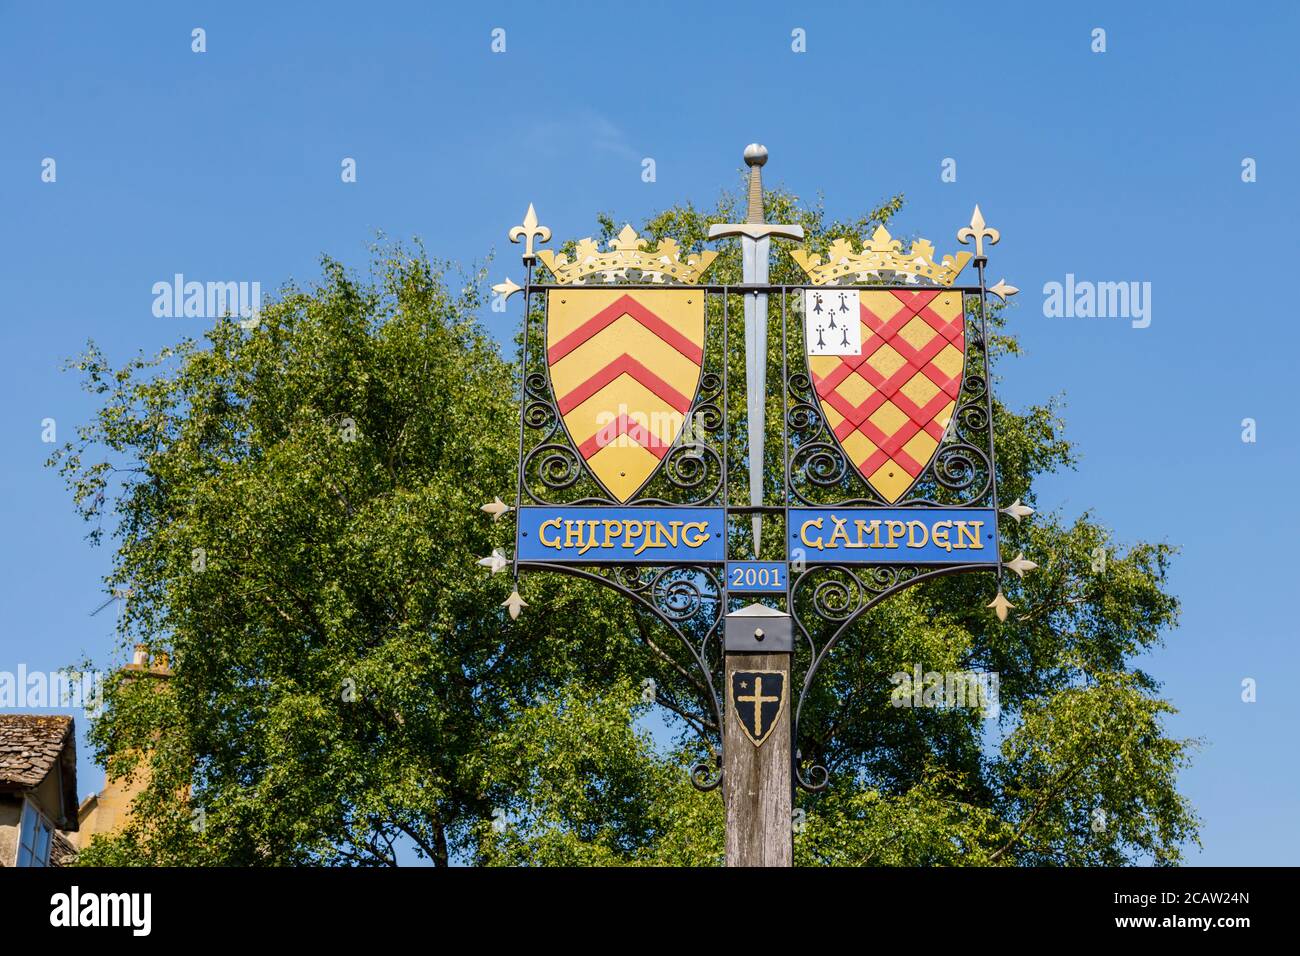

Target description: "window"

left=16, top=800, right=53, bottom=867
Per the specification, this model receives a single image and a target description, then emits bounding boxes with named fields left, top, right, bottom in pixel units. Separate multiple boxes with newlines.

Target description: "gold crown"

left=790, top=225, right=971, bottom=286
left=537, top=224, right=718, bottom=285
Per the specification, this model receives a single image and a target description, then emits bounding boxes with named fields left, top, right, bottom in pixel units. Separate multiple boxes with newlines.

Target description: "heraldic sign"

left=480, top=145, right=1034, bottom=788
left=731, top=671, right=786, bottom=747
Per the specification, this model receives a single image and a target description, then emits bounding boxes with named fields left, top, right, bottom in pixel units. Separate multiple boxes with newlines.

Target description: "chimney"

left=131, top=644, right=149, bottom=669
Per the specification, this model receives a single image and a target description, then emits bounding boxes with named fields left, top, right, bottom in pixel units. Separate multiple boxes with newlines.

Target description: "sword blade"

left=742, top=236, right=771, bottom=557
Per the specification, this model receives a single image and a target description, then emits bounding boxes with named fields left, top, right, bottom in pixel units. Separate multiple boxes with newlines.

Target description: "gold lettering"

left=538, top=517, right=562, bottom=550
left=577, top=520, right=599, bottom=555
left=622, top=520, right=644, bottom=548
left=682, top=522, right=710, bottom=548
left=800, top=517, right=825, bottom=550
left=932, top=520, right=952, bottom=552
left=663, top=521, right=681, bottom=548
left=634, top=522, right=662, bottom=557
left=956, top=520, right=983, bottom=549
left=564, top=521, right=585, bottom=549
left=602, top=520, right=623, bottom=547
left=828, top=515, right=851, bottom=548
left=906, top=520, right=928, bottom=548
left=884, top=520, right=906, bottom=549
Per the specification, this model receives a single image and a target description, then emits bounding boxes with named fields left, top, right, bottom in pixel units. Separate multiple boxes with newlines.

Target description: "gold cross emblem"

left=736, top=676, right=780, bottom=739
left=732, top=670, right=786, bottom=747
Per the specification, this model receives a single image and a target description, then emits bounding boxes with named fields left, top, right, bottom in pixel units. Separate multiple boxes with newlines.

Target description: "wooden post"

left=723, top=606, right=793, bottom=867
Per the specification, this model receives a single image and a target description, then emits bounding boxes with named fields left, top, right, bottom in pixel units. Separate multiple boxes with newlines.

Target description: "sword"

left=709, top=145, right=803, bottom=557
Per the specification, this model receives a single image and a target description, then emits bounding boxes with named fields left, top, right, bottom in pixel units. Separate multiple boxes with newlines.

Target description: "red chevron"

left=556, top=354, right=693, bottom=415
left=548, top=294, right=703, bottom=365
left=577, top=413, right=671, bottom=460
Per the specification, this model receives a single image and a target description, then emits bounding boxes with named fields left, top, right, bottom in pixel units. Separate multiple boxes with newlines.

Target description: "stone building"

left=76, top=645, right=172, bottom=844
left=0, top=714, right=79, bottom=866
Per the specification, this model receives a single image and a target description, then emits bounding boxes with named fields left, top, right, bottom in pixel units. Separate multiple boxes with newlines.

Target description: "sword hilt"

left=708, top=144, right=804, bottom=243
left=744, top=143, right=767, bottom=225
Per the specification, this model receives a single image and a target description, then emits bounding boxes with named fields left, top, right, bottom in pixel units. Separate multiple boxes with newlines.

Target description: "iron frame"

left=509, top=260, right=1004, bottom=794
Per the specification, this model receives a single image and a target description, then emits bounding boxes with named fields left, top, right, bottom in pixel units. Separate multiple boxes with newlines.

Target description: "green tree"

left=54, top=189, right=1198, bottom=866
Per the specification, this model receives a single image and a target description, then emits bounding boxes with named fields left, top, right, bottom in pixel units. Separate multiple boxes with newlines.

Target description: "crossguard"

left=708, top=222, right=805, bottom=241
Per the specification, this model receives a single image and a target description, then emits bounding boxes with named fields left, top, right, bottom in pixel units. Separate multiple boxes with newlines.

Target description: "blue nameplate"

left=518, top=507, right=726, bottom=563
left=726, top=561, right=788, bottom=593
left=789, top=508, right=998, bottom=564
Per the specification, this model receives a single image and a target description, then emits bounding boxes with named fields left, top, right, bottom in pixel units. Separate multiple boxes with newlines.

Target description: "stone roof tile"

left=0, top=714, right=79, bottom=826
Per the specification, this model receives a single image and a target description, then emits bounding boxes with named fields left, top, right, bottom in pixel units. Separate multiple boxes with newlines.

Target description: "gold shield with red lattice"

left=806, top=289, right=965, bottom=502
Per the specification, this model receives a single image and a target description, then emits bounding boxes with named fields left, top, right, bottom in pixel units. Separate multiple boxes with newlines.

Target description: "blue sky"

left=1, top=1, right=1296, bottom=865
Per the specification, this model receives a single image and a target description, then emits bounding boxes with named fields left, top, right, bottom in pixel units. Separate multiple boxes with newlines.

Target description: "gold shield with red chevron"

left=546, top=288, right=704, bottom=502
left=806, top=289, right=965, bottom=503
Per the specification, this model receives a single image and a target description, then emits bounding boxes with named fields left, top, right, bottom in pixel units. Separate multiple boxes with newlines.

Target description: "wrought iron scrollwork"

left=519, top=559, right=726, bottom=791
left=795, top=761, right=828, bottom=793
left=522, top=443, right=584, bottom=492
left=932, top=443, right=988, bottom=494
left=690, top=759, right=723, bottom=792
left=787, top=561, right=988, bottom=792
left=522, top=371, right=559, bottom=432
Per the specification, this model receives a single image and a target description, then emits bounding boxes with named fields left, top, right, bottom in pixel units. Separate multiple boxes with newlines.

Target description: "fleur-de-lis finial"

left=476, top=548, right=509, bottom=574
left=986, top=590, right=1014, bottom=622
left=480, top=496, right=513, bottom=521
left=491, top=278, right=522, bottom=303
left=508, top=203, right=552, bottom=261
left=1000, top=498, right=1034, bottom=523
left=957, top=205, right=1001, bottom=258
left=502, top=589, right=528, bottom=620
left=1005, top=553, right=1038, bottom=578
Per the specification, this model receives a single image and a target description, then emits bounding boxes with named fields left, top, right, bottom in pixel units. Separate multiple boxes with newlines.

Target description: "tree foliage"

left=54, top=186, right=1198, bottom=866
